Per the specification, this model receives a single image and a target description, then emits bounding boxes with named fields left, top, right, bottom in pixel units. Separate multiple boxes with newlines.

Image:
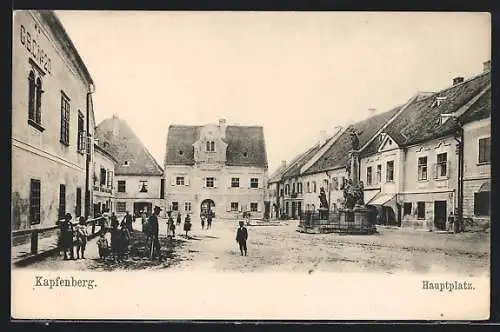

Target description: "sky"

left=55, top=11, right=490, bottom=174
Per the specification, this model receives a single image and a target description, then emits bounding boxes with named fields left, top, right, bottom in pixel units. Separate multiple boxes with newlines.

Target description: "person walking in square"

left=167, top=213, right=176, bottom=238
left=207, top=211, right=213, bottom=229
left=120, top=221, right=131, bottom=259
left=184, top=213, right=192, bottom=238
left=236, top=220, right=248, bottom=256
left=176, top=212, right=182, bottom=228
left=148, top=206, right=162, bottom=259
left=75, top=216, right=88, bottom=259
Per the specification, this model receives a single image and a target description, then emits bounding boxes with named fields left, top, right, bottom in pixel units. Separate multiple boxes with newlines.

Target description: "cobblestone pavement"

left=21, top=218, right=489, bottom=276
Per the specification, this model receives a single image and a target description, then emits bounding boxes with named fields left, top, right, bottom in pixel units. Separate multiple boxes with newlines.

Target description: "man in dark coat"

left=122, top=211, right=133, bottom=233
left=58, top=213, right=75, bottom=260
left=148, top=206, right=162, bottom=259
left=235, top=220, right=248, bottom=256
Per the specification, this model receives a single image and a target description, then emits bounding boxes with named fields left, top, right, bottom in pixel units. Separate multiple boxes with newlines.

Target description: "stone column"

left=350, top=150, right=360, bottom=185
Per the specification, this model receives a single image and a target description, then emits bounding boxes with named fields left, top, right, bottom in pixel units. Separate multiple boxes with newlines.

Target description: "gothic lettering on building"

left=20, top=24, right=52, bottom=74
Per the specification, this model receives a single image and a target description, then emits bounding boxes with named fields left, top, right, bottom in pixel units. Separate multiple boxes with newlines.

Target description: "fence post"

left=30, top=231, right=38, bottom=255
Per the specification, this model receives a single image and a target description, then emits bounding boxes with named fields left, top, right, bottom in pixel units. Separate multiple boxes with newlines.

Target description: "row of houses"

left=12, top=11, right=269, bottom=232
left=268, top=64, right=491, bottom=231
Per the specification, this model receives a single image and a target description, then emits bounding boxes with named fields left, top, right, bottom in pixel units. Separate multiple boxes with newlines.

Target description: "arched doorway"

left=200, top=199, right=215, bottom=217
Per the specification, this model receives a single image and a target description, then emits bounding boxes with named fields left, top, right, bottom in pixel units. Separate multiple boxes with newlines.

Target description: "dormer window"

left=103, top=142, right=109, bottom=148
left=123, top=161, right=129, bottom=166
left=243, top=152, right=248, bottom=157
left=432, top=96, right=447, bottom=108
left=206, top=141, right=215, bottom=152
left=179, top=150, right=183, bottom=155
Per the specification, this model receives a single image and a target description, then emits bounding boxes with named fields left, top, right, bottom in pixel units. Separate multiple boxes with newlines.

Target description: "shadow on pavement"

left=87, top=231, right=186, bottom=271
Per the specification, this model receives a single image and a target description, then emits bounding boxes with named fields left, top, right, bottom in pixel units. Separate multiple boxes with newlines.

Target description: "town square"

left=12, top=11, right=490, bottom=278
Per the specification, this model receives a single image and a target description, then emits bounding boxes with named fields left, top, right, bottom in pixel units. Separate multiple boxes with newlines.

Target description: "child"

left=176, top=212, right=182, bottom=227
left=96, top=233, right=109, bottom=260
left=75, top=216, right=88, bottom=259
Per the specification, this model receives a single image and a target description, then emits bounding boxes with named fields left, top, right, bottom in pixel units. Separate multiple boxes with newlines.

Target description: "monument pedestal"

left=338, top=206, right=376, bottom=234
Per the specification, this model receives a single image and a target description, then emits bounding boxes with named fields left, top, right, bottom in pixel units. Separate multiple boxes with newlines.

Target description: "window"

left=250, top=203, right=258, bottom=212
left=376, top=165, right=382, bottom=184
left=280, top=189, right=284, bottom=196
left=206, top=177, right=214, bottom=188
left=206, top=141, right=215, bottom=152
left=231, top=177, right=240, bottom=188
left=28, top=70, right=43, bottom=126
left=231, top=202, right=239, bottom=211
left=479, top=137, right=491, bottom=163
left=184, top=202, right=192, bottom=212
left=123, top=161, right=129, bottom=167
left=107, top=170, right=113, bottom=188
left=323, top=180, right=328, bottom=192
left=76, top=187, right=82, bottom=217
left=307, top=182, right=310, bottom=193
left=298, top=182, right=303, bottom=193
left=100, top=168, right=107, bottom=186
left=139, top=180, right=148, bottom=193
left=403, top=202, right=412, bottom=216
left=160, top=179, right=165, bottom=199
left=436, top=153, right=448, bottom=178
left=77, top=111, right=85, bottom=153
left=250, top=178, right=259, bottom=188
left=474, top=192, right=490, bottom=216
left=418, top=157, right=428, bottom=181
left=60, top=92, right=70, bottom=145
left=285, top=184, right=290, bottom=195
left=333, top=177, right=339, bottom=190
left=366, top=167, right=372, bottom=186
left=30, top=179, right=41, bottom=225
left=417, top=202, right=425, bottom=219
left=386, top=161, right=394, bottom=182
left=292, top=183, right=296, bottom=193
left=172, top=202, right=179, bottom=211
left=312, top=181, right=317, bottom=193
left=117, top=180, right=126, bottom=193
left=58, top=184, right=66, bottom=219
left=117, top=202, right=126, bottom=212
left=176, top=176, right=185, bottom=186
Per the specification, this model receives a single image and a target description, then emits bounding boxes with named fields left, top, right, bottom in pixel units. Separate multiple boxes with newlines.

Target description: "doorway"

left=134, top=202, right=152, bottom=217
left=434, top=201, right=447, bottom=230
left=291, top=202, right=297, bottom=219
left=200, top=199, right=215, bottom=217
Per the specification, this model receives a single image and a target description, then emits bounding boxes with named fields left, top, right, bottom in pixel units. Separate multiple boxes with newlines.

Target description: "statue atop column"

left=349, top=128, right=360, bottom=151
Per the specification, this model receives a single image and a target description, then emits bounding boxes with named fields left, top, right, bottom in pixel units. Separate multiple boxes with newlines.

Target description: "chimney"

left=219, top=118, right=227, bottom=138
left=319, top=130, right=327, bottom=146
left=368, top=108, right=377, bottom=116
left=112, top=113, right=119, bottom=119
left=483, top=60, right=491, bottom=72
left=281, top=160, right=287, bottom=168
left=453, top=77, right=464, bottom=85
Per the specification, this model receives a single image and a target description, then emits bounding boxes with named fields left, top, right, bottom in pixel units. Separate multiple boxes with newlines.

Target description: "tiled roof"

left=459, top=87, right=491, bottom=124
left=281, top=142, right=327, bottom=179
left=268, top=164, right=287, bottom=183
left=382, top=71, right=491, bottom=148
left=95, top=117, right=164, bottom=176
left=304, top=107, right=401, bottom=174
left=164, top=125, right=268, bottom=168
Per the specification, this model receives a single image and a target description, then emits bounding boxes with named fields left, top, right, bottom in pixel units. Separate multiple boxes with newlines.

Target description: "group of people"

left=200, top=211, right=213, bottom=230
left=57, top=213, right=89, bottom=260
left=96, top=210, right=133, bottom=262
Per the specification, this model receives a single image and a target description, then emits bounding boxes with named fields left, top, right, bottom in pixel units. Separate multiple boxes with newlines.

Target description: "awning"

left=367, top=193, right=396, bottom=206
left=364, top=190, right=381, bottom=204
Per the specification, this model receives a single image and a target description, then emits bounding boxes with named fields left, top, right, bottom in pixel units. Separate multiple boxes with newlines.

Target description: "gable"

left=377, top=134, right=399, bottom=153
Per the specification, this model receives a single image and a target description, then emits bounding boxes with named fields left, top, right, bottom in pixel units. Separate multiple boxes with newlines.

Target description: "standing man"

left=122, top=211, right=133, bottom=233
left=235, top=221, right=248, bottom=256
left=148, top=206, right=162, bottom=259
left=58, top=213, right=75, bottom=260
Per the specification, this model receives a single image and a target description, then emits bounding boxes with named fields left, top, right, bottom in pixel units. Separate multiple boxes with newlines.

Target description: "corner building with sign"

left=12, top=10, right=96, bottom=231
left=164, top=119, right=269, bottom=220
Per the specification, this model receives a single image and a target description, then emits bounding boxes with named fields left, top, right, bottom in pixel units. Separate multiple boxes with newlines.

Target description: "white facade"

left=114, top=174, right=164, bottom=218
left=92, top=145, right=115, bottom=216
left=12, top=11, right=95, bottom=230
